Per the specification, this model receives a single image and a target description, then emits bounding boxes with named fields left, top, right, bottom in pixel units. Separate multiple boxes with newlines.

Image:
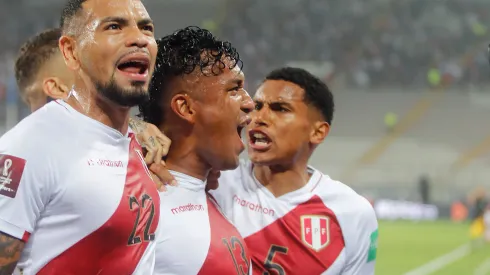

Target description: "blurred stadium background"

left=1, top=0, right=490, bottom=274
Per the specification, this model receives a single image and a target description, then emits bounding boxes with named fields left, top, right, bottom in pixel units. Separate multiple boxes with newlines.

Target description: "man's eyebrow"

left=253, top=100, right=294, bottom=108
left=100, top=16, right=128, bottom=25
left=99, top=17, right=153, bottom=27
left=227, top=78, right=243, bottom=86
left=270, top=101, right=294, bottom=108
left=137, top=18, right=154, bottom=27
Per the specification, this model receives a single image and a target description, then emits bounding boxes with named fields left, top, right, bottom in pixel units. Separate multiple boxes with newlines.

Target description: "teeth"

left=253, top=133, right=266, bottom=139
left=255, top=140, right=269, bottom=146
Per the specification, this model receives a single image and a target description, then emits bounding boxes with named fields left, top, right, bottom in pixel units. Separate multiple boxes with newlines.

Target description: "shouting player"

left=0, top=0, right=161, bottom=274
left=139, top=27, right=254, bottom=274
left=209, top=67, right=379, bottom=274
left=14, top=27, right=173, bottom=185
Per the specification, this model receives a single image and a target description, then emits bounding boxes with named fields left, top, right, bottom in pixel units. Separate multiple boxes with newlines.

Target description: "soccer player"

left=14, top=27, right=173, bottom=182
left=0, top=0, right=161, bottom=274
left=14, top=28, right=73, bottom=112
left=469, top=187, right=489, bottom=247
left=138, top=26, right=254, bottom=274
left=209, top=67, right=379, bottom=274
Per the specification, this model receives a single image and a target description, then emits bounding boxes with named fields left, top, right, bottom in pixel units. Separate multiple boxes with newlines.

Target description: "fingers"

left=156, top=134, right=171, bottom=157
left=150, top=172, right=166, bottom=192
left=160, top=160, right=178, bottom=186
left=149, top=162, right=178, bottom=189
left=147, top=123, right=171, bottom=157
left=138, top=124, right=171, bottom=165
left=209, top=169, right=221, bottom=179
left=144, top=142, right=156, bottom=165
left=205, top=169, right=220, bottom=191
left=153, top=140, right=164, bottom=166
left=140, top=134, right=159, bottom=165
left=205, top=180, right=219, bottom=191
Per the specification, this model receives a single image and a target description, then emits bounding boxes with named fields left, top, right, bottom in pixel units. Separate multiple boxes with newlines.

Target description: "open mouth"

left=248, top=129, right=272, bottom=150
left=237, top=115, right=251, bottom=137
left=116, top=54, right=150, bottom=81
left=118, top=60, right=148, bottom=74
left=237, top=125, right=244, bottom=136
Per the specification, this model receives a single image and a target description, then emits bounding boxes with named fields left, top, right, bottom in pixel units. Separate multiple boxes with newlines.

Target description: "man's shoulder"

left=314, top=172, right=376, bottom=223
left=2, top=102, right=67, bottom=139
left=209, top=159, right=254, bottom=205
left=0, top=102, right=79, bottom=160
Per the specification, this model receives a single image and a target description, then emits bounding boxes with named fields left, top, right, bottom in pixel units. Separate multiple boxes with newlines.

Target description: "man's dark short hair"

left=60, top=0, right=87, bottom=33
left=265, top=67, right=335, bottom=125
left=138, top=26, right=242, bottom=126
left=15, top=28, right=62, bottom=93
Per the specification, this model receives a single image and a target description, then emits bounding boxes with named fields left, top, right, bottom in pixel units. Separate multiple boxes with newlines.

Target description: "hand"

left=129, top=118, right=176, bottom=191
left=149, top=162, right=177, bottom=192
left=205, top=169, right=221, bottom=192
left=129, top=118, right=171, bottom=165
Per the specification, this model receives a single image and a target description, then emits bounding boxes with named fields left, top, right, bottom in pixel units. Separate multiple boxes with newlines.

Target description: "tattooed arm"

left=129, top=118, right=171, bottom=164
left=0, top=232, right=24, bottom=275
left=128, top=118, right=176, bottom=190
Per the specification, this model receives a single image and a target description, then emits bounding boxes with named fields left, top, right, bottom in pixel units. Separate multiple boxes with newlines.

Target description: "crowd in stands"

left=221, top=0, right=490, bottom=88
left=1, top=0, right=490, bottom=121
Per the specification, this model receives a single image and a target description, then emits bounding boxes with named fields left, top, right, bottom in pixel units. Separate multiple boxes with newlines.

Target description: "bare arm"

left=0, top=232, right=24, bottom=275
left=128, top=118, right=176, bottom=190
left=128, top=118, right=171, bottom=164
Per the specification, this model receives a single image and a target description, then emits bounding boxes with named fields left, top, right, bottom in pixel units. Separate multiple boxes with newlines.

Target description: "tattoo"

left=0, top=233, right=23, bottom=275
left=148, top=136, right=156, bottom=147
left=129, top=118, right=147, bottom=135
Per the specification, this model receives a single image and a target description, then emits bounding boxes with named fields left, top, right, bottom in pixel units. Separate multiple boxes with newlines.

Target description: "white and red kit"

left=0, top=100, right=160, bottom=275
left=210, top=160, right=379, bottom=275
left=155, top=171, right=251, bottom=275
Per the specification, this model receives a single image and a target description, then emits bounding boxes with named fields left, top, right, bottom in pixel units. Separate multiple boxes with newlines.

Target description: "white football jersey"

left=0, top=100, right=160, bottom=275
left=210, top=160, right=378, bottom=275
left=155, top=171, right=251, bottom=275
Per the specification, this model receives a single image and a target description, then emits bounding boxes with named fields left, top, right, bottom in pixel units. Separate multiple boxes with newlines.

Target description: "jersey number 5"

left=128, top=194, right=156, bottom=245
left=263, top=245, right=288, bottom=275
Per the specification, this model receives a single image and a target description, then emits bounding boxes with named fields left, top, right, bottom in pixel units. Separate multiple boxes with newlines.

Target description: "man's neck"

left=165, top=140, right=210, bottom=181
left=253, top=161, right=312, bottom=198
left=66, top=83, right=131, bottom=134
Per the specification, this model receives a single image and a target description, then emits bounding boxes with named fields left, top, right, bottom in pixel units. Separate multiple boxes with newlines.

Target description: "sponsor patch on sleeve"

left=0, top=154, right=26, bottom=198
left=367, top=229, right=378, bottom=263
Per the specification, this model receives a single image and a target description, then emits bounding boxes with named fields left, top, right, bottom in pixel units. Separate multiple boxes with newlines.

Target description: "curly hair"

left=139, top=26, right=242, bottom=126
left=265, top=67, right=335, bottom=125
left=15, top=28, right=62, bottom=94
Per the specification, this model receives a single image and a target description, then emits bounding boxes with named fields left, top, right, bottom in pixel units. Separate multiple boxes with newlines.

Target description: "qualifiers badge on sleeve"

left=367, top=229, right=378, bottom=263
left=0, top=154, right=26, bottom=198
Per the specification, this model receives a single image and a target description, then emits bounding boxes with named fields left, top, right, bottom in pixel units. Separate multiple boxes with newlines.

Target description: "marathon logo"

left=0, top=155, right=26, bottom=198
left=171, top=203, right=205, bottom=215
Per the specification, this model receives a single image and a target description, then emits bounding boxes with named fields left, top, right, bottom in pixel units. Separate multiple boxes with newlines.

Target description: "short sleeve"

left=341, top=198, right=379, bottom=275
left=0, top=144, right=52, bottom=242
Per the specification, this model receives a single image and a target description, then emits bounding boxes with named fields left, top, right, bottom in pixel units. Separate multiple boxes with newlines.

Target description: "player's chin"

left=247, top=151, right=274, bottom=165
left=218, top=153, right=241, bottom=171
left=120, top=79, right=150, bottom=91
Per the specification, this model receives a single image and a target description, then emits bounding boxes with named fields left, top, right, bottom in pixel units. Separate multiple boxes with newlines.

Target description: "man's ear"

left=170, top=93, right=196, bottom=123
left=310, top=121, right=330, bottom=145
left=59, top=35, right=80, bottom=71
left=43, top=77, right=69, bottom=100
